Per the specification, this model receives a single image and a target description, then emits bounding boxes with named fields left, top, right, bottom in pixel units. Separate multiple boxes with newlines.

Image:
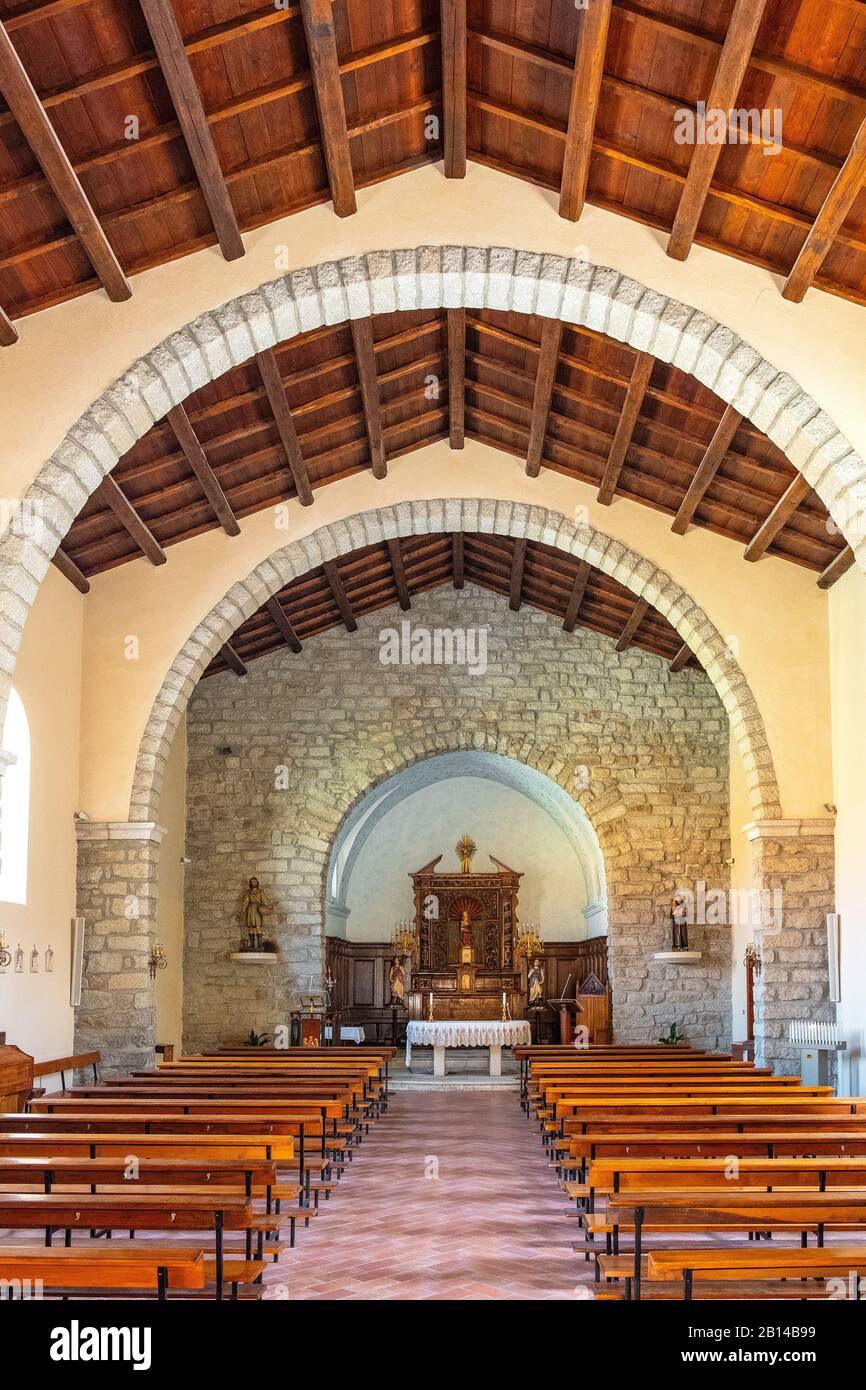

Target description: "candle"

left=502, top=992, right=506, bottom=1005
left=429, top=992, right=432, bottom=1005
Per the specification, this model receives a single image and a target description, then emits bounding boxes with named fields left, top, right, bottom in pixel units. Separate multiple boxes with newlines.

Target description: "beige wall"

left=829, top=566, right=866, bottom=1095
left=0, top=566, right=82, bottom=1063
left=78, top=441, right=832, bottom=826
left=153, top=715, right=186, bottom=1051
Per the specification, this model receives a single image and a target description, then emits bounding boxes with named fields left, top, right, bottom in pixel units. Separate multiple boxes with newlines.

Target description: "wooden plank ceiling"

left=202, top=530, right=701, bottom=678
left=1, top=0, right=866, bottom=342
left=56, top=305, right=852, bottom=592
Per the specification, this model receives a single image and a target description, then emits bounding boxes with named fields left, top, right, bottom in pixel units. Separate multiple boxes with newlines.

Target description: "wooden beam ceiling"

left=441, top=0, right=467, bottom=179
left=96, top=475, right=166, bottom=566
left=300, top=0, right=356, bottom=218
left=562, top=560, right=590, bottom=633
left=387, top=538, right=411, bottom=611
left=452, top=532, right=464, bottom=588
left=783, top=117, right=866, bottom=303
left=221, top=640, right=247, bottom=677
left=323, top=558, right=357, bottom=631
left=670, top=642, right=692, bottom=673
left=743, top=475, right=813, bottom=563
left=255, top=349, right=315, bottom=506
left=667, top=0, right=771, bottom=261
left=672, top=405, right=743, bottom=534
left=351, top=318, right=387, bottom=479
left=818, top=546, right=855, bottom=590
left=138, top=0, right=244, bottom=262
left=265, top=596, right=303, bottom=653
left=447, top=308, right=466, bottom=448
left=166, top=405, right=240, bottom=536
left=525, top=319, right=562, bottom=477
left=559, top=0, right=612, bottom=221
left=0, top=305, right=18, bottom=345
left=597, top=351, right=654, bottom=505
left=614, top=596, right=650, bottom=651
left=0, top=19, right=130, bottom=302
left=51, top=546, right=89, bottom=594
left=509, top=538, right=527, bottom=610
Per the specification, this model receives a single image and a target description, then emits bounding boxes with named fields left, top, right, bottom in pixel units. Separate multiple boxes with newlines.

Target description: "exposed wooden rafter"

left=51, top=546, right=90, bottom=594
left=743, top=475, right=812, bottom=563
left=0, top=20, right=130, bottom=302
left=614, top=596, right=650, bottom=651
left=783, top=117, right=866, bottom=302
left=670, top=642, right=692, bottom=673
left=562, top=560, right=590, bottom=633
left=441, top=0, right=466, bottom=179
left=138, top=0, right=244, bottom=262
left=817, top=545, right=855, bottom=590
left=597, top=351, right=654, bottom=505
left=672, top=405, right=743, bottom=535
left=509, top=538, right=527, bottom=610
left=525, top=318, right=562, bottom=477
left=323, top=558, right=357, bottom=631
left=265, top=596, right=302, bottom=653
left=559, top=0, right=612, bottom=221
left=300, top=0, right=356, bottom=218
left=667, top=0, right=770, bottom=261
left=96, top=475, right=166, bottom=566
left=447, top=308, right=466, bottom=448
left=255, top=349, right=314, bottom=506
left=351, top=318, right=387, bottom=479
left=452, top=532, right=464, bottom=588
left=166, top=404, right=240, bottom=536
left=221, top=640, right=247, bottom=676
left=387, top=538, right=411, bottom=611
left=0, top=305, right=17, bottom=344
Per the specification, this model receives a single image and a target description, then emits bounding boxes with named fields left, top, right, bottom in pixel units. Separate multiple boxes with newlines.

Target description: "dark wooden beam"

left=559, top=0, right=612, bottom=221
left=670, top=642, right=692, bottom=673
left=743, top=474, right=812, bottom=562
left=265, top=596, right=303, bottom=653
left=783, top=116, right=866, bottom=302
left=300, top=0, right=356, bottom=218
left=509, top=538, right=527, bottom=610
left=562, top=560, right=590, bottom=632
left=387, top=538, right=411, bottom=611
left=255, top=349, right=314, bottom=506
left=667, top=0, right=770, bottom=261
left=525, top=319, right=562, bottom=477
left=51, top=546, right=89, bottom=594
left=351, top=318, right=386, bottom=479
left=323, top=558, right=357, bottom=631
left=0, top=304, right=18, bottom=345
left=452, top=532, right=464, bottom=588
left=138, top=0, right=244, bottom=261
left=441, top=0, right=466, bottom=178
left=221, top=641, right=247, bottom=676
left=597, top=351, right=654, bottom=504
left=97, top=474, right=166, bottom=566
left=817, top=545, right=855, bottom=590
left=166, top=404, right=240, bottom=536
left=671, top=405, right=743, bottom=535
left=614, top=596, right=650, bottom=652
left=0, top=21, right=131, bottom=301
left=447, top=308, right=465, bottom=448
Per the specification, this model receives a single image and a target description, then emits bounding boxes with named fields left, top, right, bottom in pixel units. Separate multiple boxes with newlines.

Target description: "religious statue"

left=528, top=956, right=545, bottom=1005
left=241, top=877, right=272, bottom=951
left=459, top=909, right=473, bottom=949
left=670, top=893, right=690, bottom=951
left=389, top=956, right=406, bottom=1005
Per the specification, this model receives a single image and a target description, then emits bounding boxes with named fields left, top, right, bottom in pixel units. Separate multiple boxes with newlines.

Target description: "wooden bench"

left=0, top=1244, right=204, bottom=1298
left=645, top=1246, right=866, bottom=1300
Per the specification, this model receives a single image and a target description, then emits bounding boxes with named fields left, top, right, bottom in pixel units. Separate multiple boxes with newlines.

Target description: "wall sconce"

left=45, top=945, right=54, bottom=973
left=149, top=942, right=168, bottom=982
left=29, top=946, right=39, bottom=973
left=0, top=935, right=10, bottom=973
left=744, top=943, right=762, bottom=976
left=13, top=944, right=23, bottom=973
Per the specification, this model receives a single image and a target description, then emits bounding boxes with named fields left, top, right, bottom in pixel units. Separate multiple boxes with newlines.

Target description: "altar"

left=405, top=1019, right=532, bottom=1076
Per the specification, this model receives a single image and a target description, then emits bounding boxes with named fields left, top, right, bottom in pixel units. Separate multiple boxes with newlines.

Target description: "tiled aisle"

left=264, top=1088, right=583, bottom=1300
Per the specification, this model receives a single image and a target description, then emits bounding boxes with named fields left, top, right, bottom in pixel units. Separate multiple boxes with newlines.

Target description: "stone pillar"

left=74, top=821, right=163, bottom=1076
left=746, top=819, right=836, bottom=1075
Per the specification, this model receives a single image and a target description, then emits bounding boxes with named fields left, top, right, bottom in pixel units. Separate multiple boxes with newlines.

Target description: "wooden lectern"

left=546, top=997, right=583, bottom=1046
left=0, top=1039, right=34, bottom=1110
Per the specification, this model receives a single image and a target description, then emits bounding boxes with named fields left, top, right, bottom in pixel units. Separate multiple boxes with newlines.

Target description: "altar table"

left=405, top=1019, right=531, bottom=1076
left=323, top=1026, right=365, bottom=1044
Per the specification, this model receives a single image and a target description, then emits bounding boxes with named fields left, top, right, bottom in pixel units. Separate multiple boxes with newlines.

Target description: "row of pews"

left=0, top=1044, right=395, bottom=1300
left=515, top=1043, right=866, bottom=1301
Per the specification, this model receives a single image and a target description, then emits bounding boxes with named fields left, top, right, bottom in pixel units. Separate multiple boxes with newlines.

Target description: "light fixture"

left=149, top=942, right=168, bottom=982
left=390, top=919, right=418, bottom=955
left=744, top=943, right=762, bottom=976
left=0, top=935, right=10, bottom=973
left=514, top=921, right=544, bottom=960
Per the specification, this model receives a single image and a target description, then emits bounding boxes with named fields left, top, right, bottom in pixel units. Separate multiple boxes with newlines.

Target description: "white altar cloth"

left=406, top=1019, right=531, bottom=1075
left=324, top=1025, right=365, bottom=1044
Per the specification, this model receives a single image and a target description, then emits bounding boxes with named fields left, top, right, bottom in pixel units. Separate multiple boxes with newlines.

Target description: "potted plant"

left=244, top=1029, right=271, bottom=1047
left=658, top=1023, right=685, bottom=1045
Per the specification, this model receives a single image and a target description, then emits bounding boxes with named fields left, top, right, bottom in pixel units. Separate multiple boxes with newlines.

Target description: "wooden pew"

left=33, top=1051, right=100, bottom=1090
left=645, top=1246, right=866, bottom=1301
left=0, top=1245, right=205, bottom=1299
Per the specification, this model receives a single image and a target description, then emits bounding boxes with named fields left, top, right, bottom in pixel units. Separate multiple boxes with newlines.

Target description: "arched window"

left=0, top=688, right=30, bottom=905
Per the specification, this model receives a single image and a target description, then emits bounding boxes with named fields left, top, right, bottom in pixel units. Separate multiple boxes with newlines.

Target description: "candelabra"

left=391, top=919, right=418, bottom=955
left=514, top=921, right=544, bottom=960
left=149, top=942, right=168, bottom=982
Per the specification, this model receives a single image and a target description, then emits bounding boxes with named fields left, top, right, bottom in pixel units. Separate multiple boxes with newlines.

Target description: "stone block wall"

left=182, top=585, right=732, bottom=1052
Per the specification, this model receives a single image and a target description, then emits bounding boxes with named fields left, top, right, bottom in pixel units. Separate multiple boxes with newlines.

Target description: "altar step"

left=390, top=1048, right=520, bottom=1090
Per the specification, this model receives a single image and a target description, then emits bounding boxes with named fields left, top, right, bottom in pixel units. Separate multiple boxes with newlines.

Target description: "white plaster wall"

left=341, top=776, right=598, bottom=941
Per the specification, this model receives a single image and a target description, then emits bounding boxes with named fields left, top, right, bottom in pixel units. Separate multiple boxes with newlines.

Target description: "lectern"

left=546, top=997, right=583, bottom=1046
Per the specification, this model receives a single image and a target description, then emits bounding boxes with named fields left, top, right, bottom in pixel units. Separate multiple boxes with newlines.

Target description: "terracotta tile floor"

left=263, top=1088, right=583, bottom=1300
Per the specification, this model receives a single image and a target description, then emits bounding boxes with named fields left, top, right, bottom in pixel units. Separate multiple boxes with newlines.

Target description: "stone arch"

left=131, top=497, right=782, bottom=826
left=2, top=243, right=865, bottom=736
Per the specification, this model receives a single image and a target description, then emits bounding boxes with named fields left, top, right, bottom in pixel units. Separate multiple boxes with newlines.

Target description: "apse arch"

left=1, top=243, right=865, bottom=745
left=129, top=498, right=782, bottom=827
left=326, top=750, right=608, bottom=935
